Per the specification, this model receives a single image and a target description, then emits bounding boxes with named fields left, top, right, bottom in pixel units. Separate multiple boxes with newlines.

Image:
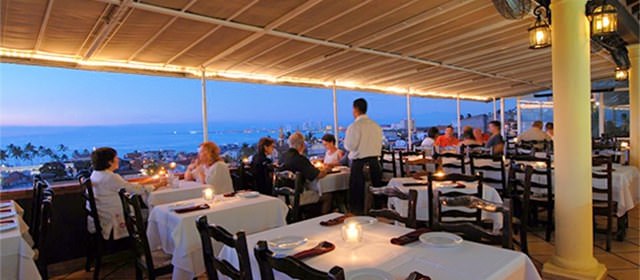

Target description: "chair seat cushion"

left=139, top=249, right=172, bottom=269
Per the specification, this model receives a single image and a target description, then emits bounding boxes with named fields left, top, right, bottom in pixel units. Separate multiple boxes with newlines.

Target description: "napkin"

left=319, top=214, right=353, bottom=226
left=173, top=204, right=210, bottom=214
left=223, top=191, right=237, bottom=197
left=406, top=271, right=431, bottom=280
left=291, top=241, right=335, bottom=260
left=402, top=182, right=428, bottom=187
left=390, top=228, right=431, bottom=246
left=0, top=209, right=12, bottom=213
left=0, top=219, right=14, bottom=224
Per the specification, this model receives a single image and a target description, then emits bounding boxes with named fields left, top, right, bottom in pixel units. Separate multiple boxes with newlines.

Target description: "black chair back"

left=507, top=163, right=534, bottom=254
left=36, top=189, right=54, bottom=279
left=469, top=153, right=506, bottom=193
left=380, top=149, right=397, bottom=179
left=434, top=196, right=513, bottom=249
left=433, top=152, right=466, bottom=174
left=273, top=171, right=306, bottom=223
left=79, top=175, right=102, bottom=237
left=592, top=155, right=615, bottom=251
left=398, top=150, right=427, bottom=177
left=508, top=154, right=554, bottom=241
left=30, top=176, right=49, bottom=248
left=196, top=216, right=252, bottom=280
left=369, top=189, right=418, bottom=228
left=427, top=172, right=483, bottom=228
left=515, top=140, right=552, bottom=156
left=254, top=240, right=345, bottom=280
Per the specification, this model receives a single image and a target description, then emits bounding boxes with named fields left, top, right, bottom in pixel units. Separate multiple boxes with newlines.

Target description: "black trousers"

left=349, top=156, right=383, bottom=215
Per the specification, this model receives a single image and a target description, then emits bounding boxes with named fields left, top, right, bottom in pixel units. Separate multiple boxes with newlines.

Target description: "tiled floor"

left=50, top=207, right=640, bottom=279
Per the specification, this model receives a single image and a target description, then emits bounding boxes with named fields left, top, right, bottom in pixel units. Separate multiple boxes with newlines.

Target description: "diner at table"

left=184, top=141, right=234, bottom=195
left=251, top=137, right=277, bottom=196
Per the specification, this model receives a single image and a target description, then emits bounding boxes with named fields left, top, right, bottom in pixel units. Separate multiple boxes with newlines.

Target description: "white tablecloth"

left=146, top=194, right=288, bottom=280
left=146, top=180, right=210, bottom=209
left=0, top=201, right=41, bottom=280
left=218, top=213, right=540, bottom=280
left=312, top=168, right=350, bottom=195
left=386, top=177, right=504, bottom=230
left=525, top=164, right=640, bottom=217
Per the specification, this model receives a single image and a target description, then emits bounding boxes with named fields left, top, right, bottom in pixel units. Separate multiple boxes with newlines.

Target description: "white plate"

left=238, top=191, right=259, bottom=198
left=347, top=268, right=393, bottom=280
left=268, top=236, right=308, bottom=251
left=0, top=201, right=12, bottom=208
left=0, top=211, right=16, bottom=219
left=0, top=221, right=17, bottom=232
left=419, top=232, right=463, bottom=247
left=344, top=216, right=377, bottom=225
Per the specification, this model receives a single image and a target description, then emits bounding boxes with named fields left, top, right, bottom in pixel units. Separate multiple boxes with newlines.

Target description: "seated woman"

left=421, top=126, right=439, bottom=154
left=321, top=134, right=344, bottom=168
left=90, top=147, right=163, bottom=240
left=251, top=137, right=276, bottom=195
left=185, top=141, right=234, bottom=194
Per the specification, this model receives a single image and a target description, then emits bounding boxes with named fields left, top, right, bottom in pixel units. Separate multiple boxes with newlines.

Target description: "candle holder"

left=341, top=222, right=363, bottom=243
left=203, top=188, right=214, bottom=203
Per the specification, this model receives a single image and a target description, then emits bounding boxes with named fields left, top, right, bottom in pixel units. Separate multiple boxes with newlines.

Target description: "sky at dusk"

left=0, top=63, right=510, bottom=128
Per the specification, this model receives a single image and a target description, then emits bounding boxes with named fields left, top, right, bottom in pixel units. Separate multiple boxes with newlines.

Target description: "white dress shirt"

left=194, top=161, right=234, bottom=194
left=89, top=170, right=152, bottom=240
left=344, top=114, right=383, bottom=160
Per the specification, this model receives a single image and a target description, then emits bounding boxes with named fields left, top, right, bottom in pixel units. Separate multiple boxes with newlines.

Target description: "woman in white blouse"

left=89, top=147, right=163, bottom=240
left=321, top=134, right=344, bottom=168
left=184, top=141, right=234, bottom=194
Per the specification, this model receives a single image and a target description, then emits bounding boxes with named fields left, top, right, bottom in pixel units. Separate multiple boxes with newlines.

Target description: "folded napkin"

left=0, top=209, right=12, bottom=213
left=223, top=191, right=237, bottom=197
left=406, top=271, right=431, bottom=280
left=173, top=204, right=210, bottom=214
left=319, top=214, right=353, bottom=226
left=390, top=228, right=431, bottom=246
left=291, top=241, right=335, bottom=260
left=0, top=219, right=14, bottom=224
left=402, top=182, right=428, bottom=187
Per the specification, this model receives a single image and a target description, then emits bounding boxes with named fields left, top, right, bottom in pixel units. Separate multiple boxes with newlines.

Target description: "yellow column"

left=542, top=0, right=607, bottom=279
left=629, top=44, right=640, bottom=168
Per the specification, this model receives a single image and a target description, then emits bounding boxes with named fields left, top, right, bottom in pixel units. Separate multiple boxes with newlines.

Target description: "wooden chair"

left=508, top=154, right=554, bottom=241
left=369, top=188, right=418, bottom=228
left=29, top=175, right=48, bottom=245
left=79, top=174, right=105, bottom=280
left=506, top=163, right=534, bottom=254
left=35, top=189, right=54, bottom=279
left=515, top=140, right=552, bottom=156
left=196, top=216, right=252, bottom=280
left=592, top=155, right=617, bottom=251
left=469, top=153, right=507, bottom=194
left=380, top=149, right=397, bottom=180
left=433, top=152, right=466, bottom=174
left=398, top=150, right=427, bottom=177
left=273, top=171, right=314, bottom=223
left=434, top=196, right=514, bottom=249
left=118, top=189, right=173, bottom=280
left=427, top=172, right=483, bottom=228
left=254, top=240, right=345, bottom=280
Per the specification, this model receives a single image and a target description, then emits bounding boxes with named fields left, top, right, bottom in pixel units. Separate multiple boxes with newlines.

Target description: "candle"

left=434, top=171, right=446, bottom=177
left=621, top=142, right=629, bottom=149
left=534, top=162, right=547, bottom=169
left=341, top=222, right=363, bottom=243
left=242, top=157, right=250, bottom=164
left=169, top=162, right=177, bottom=169
left=203, top=188, right=214, bottom=202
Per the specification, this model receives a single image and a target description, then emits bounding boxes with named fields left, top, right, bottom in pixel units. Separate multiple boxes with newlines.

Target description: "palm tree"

left=0, top=149, right=8, bottom=165
left=57, top=144, right=68, bottom=153
left=8, top=144, right=24, bottom=165
left=24, top=142, right=37, bottom=164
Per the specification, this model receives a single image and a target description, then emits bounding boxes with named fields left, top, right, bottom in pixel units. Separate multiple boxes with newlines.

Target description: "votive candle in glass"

left=341, top=222, right=363, bottom=243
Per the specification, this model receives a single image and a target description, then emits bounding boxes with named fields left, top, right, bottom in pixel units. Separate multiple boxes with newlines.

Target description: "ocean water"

left=0, top=123, right=285, bottom=165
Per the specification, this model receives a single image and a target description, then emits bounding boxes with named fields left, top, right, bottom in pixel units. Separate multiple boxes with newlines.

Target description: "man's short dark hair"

left=427, top=127, right=440, bottom=138
left=489, top=120, right=501, bottom=128
left=321, top=134, right=336, bottom=144
left=545, top=122, right=553, bottom=130
left=446, top=125, right=454, bottom=130
left=353, top=98, right=367, bottom=114
left=91, top=147, right=117, bottom=171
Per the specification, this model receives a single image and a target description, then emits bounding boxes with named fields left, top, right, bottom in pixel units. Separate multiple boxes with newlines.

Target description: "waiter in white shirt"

left=344, top=98, right=383, bottom=214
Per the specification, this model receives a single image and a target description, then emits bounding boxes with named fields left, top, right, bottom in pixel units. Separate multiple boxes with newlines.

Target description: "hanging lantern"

left=528, top=6, right=551, bottom=49
left=614, top=67, right=628, bottom=81
left=590, top=3, right=617, bottom=36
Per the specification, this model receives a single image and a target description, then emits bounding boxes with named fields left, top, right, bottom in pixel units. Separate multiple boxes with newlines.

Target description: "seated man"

left=485, top=121, right=504, bottom=155
left=519, top=120, right=552, bottom=142
left=279, top=132, right=328, bottom=205
left=434, top=125, right=460, bottom=153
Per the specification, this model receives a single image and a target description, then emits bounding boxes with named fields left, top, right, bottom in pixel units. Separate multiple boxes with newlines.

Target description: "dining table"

left=311, top=166, right=350, bottom=195
left=145, top=180, right=210, bottom=209
left=146, top=193, right=288, bottom=280
left=385, top=176, right=504, bottom=230
left=0, top=200, right=41, bottom=280
left=218, top=213, right=541, bottom=280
